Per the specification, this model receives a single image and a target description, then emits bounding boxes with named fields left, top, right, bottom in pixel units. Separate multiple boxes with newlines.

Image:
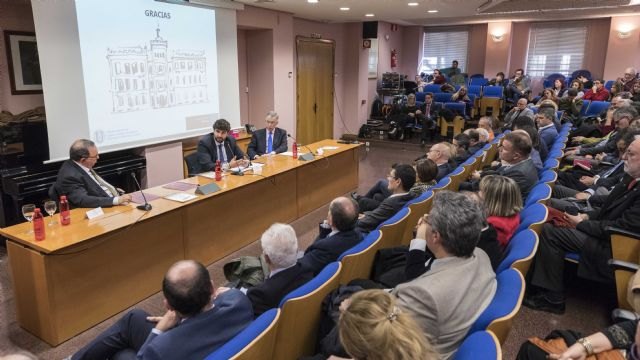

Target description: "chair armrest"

left=606, top=226, right=640, bottom=239
left=608, top=259, right=640, bottom=273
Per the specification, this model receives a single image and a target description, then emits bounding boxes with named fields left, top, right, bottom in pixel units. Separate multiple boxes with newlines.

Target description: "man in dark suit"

left=196, top=118, right=248, bottom=173
left=247, top=111, right=288, bottom=159
left=298, top=197, right=362, bottom=275
left=356, top=164, right=416, bottom=233
left=425, top=142, right=455, bottom=180
left=464, top=131, right=538, bottom=198
left=71, top=260, right=253, bottom=360
left=51, top=139, right=132, bottom=208
left=419, top=92, right=443, bottom=146
left=525, top=135, right=640, bottom=314
left=245, top=223, right=313, bottom=316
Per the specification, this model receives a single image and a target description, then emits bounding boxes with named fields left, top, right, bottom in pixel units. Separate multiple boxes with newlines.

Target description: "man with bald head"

left=51, top=139, right=132, bottom=208
left=613, top=67, right=638, bottom=95
left=426, top=142, right=455, bottom=181
left=298, top=197, right=362, bottom=275
left=71, top=260, right=253, bottom=360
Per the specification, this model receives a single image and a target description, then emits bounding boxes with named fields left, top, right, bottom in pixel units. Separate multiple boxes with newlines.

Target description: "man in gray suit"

left=247, top=111, right=288, bottom=159
left=392, top=191, right=497, bottom=359
left=503, top=98, right=534, bottom=130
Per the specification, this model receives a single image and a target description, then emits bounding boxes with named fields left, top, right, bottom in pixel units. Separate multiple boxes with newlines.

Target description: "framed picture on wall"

left=3, top=30, right=43, bottom=95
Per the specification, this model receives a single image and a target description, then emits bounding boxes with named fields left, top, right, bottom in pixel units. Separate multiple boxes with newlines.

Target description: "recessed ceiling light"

left=365, top=13, right=375, bottom=17
left=408, top=2, right=419, bottom=6
left=307, top=0, right=318, bottom=3
left=340, top=7, right=350, bottom=11
left=427, top=9, right=438, bottom=13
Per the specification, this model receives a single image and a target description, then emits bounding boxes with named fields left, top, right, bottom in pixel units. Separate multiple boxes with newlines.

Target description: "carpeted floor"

left=0, top=139, right=613, bottom=359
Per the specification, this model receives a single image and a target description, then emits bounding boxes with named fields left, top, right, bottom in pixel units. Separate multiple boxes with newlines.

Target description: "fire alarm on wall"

left=363, top=39, right=371, bottom=48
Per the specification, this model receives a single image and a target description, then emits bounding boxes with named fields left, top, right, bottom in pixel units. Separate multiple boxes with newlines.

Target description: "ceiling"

left=230, top=0, right=640, bottom=25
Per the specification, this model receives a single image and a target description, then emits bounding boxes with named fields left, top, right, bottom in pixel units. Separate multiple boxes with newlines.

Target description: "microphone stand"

left=130, top=173, right=152, bottom=211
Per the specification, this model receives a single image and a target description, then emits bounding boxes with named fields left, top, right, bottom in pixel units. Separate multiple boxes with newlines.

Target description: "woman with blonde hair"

left=338, top=289, right=439, bottom=360
left=479, top=175, right=523, bottom=249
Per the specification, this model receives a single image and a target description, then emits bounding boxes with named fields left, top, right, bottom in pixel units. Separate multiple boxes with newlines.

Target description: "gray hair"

left=614, top=106, right=639, bottom=122
left=260, top=223, right=298, bottom=268
left=476, top=128, right=489, bottom=142
left=428, top=191, right=483, bottom=257
left=266, top=111, right=279, bottom=120
left=69, top=139, right=96, bottom=161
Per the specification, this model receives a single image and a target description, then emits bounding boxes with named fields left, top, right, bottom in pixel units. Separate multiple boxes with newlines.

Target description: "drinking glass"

left=21, top=204, right=36, bottom=234
left=44, top=200, right=57, bottom=226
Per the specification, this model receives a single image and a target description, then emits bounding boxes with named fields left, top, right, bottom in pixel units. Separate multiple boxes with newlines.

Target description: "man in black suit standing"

left=51, top=139, right=132, bottom=208
left=196, top=119, right=248, bottom=173
left=247, top=111, right=288, bottom=160
left=525, top=134, right=640, bottom=314
left=356, top=164, right=416, bottom=233
left=298, top=197, right=363, bottom=275
left=244, top=223, right=313, bottom=317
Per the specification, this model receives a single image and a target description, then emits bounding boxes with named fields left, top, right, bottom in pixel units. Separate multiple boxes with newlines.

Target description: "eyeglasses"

left=84, top=155, right=99, bottom=159
left=386, top=174, right=397, bottom=180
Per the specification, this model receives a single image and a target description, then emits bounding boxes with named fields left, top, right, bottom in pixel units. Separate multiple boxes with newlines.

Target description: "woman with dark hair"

left=553, top=78, right=567, bottom=97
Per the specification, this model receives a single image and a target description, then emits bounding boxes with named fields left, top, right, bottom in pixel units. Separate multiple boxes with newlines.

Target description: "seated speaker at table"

left=196, top=118, right=248, bottom=173
left=247, top=111, right=288, bottom=160
left=50, top=139, right=132, bottom=208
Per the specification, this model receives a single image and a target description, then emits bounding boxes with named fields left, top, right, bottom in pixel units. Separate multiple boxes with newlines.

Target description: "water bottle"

left=215, top=160, right=222, bottom=181
left=293, top=142, right=298, bottom=159
left=60, top=195, right=71, bottom=225
left=33, top=208, right=45, bottom=241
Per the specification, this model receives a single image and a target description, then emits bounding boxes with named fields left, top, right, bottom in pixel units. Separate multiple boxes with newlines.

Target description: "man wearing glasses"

left=50, top=139, right=132, bottom=208
left=583, top=79, right=610, bottom=102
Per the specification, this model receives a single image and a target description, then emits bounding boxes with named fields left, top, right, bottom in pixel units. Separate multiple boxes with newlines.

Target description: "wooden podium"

left=1, top=139, right=360, bottom=346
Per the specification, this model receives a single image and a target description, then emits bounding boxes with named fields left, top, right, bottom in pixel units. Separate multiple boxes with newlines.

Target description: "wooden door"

left=296, top=37, right=335, bottom=145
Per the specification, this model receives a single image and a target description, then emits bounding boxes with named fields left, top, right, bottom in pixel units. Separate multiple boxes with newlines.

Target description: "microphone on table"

left=225, top=138, right=244, bottom=176
left=287, top=134, right=315, bottom=160
left=130, top=172, right=152, bottom=211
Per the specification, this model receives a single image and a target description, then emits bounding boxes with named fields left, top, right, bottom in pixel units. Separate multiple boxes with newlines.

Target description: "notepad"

left=164, top=193, right=198, bottom=203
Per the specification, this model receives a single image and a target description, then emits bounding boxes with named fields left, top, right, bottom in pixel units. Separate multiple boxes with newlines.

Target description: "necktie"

left=90, top=169, right=118, bottom=197
left=425, top=103, right=431, bottom=118
left=628, top=179, right=638, bottom=191
left=267, top=132, right=273, bottom=153
left=217, top=143, right=227, bottom=163
left=601, top=161, right=623, bottom=178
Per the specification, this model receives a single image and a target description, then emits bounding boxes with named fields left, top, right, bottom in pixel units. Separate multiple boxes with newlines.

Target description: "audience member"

left=488, top=72, right=507, bottom=86
left=356, top=164, right=416, bottom=233
left=503, top=98, right=534, bottom=130
left=409, top=159, right=438, bottom=197
left=613, top=67, right=639, bottom=95
left=197, top=119, right=248, bottom=173
left=299, top=197, right=362, bottom=274
left=533, top=88, right=558, bottom=108
left=419, top=92, right=442, bottom=146
left=557, top=88, right=583, bottom=124
left=461, top=191, right=505, bottom=271
left=338, top=290, right=439, bottom=360
left=576, top=74, right=593, bottom=90
left=525, top=134, right=640, bottom=314
left=536, top=108, right=559, bottom=152
left=71, top=260, right=253, bottom=360
left=632, top=82, right=640, bottom=103
left=451, top=86, right=472, bottom=113
left=465, top=128, right=486, bottom=155
left=452, top=133, right=471, bottom=164
left=512, top=127, right=546, bottom=170
left=583, top=79, right=610, bottom=101
left=393, top=191, right=496, bottom=359
left=244, top=223, right=313, bottom=317
left=247, top=111, right=288, bottom=159
left=564, top=79, right=585, bottom=99
left=427, top=69, right=446, bottom=85
left=479, top=175, right=522, bottom=249
left=477, top=127, right=491, bottom=144
left=552, top=79, right=567, bottom=98
left=478, top=116, right=496, bottom=141
left=51, top=139, right=132, bottom=208
left=426, top=142, right=455, bottom=180
left=506, top=69, right=532, bottom=104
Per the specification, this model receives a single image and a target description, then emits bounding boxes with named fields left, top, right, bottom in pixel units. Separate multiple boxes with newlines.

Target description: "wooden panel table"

left=1, top=140, right=360, bottom=346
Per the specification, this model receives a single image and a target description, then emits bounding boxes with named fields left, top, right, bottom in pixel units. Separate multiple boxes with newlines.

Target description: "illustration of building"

left=106, top=28, right=207, bottom=113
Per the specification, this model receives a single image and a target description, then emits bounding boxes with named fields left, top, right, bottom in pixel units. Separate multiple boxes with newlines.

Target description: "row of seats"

left=205, top=126, right=571, bottom=359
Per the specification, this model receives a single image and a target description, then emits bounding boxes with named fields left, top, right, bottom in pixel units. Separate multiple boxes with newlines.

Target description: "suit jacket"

left=247, top=263, right=314, bottom=317
left=420, top=101, right=442, bottom=119
left=497, top=158, right=538, bottom=199
left=393, top=248, right=497, bottom=360
left=356, top=193, right=415, bottom=233
left=54, top=160, right=115, bottom=208
left=137, top=289, right=253, bottom=360
left=196, top=134, right=246, bottom=173
left=576, top=175, right=640, bottom=282
left=503, top=108, right=534, bottom=129
left=247, top=128, right=288, bottom=159
left=539, top=125, right=558, bottom=152
left=436, top=162, right=454, bottom=181
left=298, top=229, right=363, bottom=275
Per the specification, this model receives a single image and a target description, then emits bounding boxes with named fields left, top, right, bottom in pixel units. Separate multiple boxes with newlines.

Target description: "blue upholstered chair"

left=205, top=309, right=280, bottom=360
left=496, top=229, right=539, bottom=275
left=338, top=230, right=382, bottom=285
left=583, top=101, right=610, bottom=118
left=454, top=330, right=501, bottom=360
left=524, top=183, right=552, bottom=207
left=516, top=203, right=548, bottom=234
left=468, top=268, right=525, bottom=345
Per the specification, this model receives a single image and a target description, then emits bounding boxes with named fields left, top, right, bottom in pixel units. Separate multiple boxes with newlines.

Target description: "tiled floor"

left=0, top=139, right=613, bottom=359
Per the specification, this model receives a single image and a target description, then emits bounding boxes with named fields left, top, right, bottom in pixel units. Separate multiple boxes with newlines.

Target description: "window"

left=368, top=39, right=378, bottom=79
left=525, top=22, right=587, bottom=78
left=421, top=29, right=468, bottom=74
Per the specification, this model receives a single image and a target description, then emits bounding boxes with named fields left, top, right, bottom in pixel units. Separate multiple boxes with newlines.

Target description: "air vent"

left=478, top=0, right=630, bottom=14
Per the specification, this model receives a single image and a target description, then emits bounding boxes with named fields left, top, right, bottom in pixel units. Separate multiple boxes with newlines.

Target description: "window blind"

left=421, top=30, right=468, bottom=74
left=525, top=22, right=587, bottom=78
